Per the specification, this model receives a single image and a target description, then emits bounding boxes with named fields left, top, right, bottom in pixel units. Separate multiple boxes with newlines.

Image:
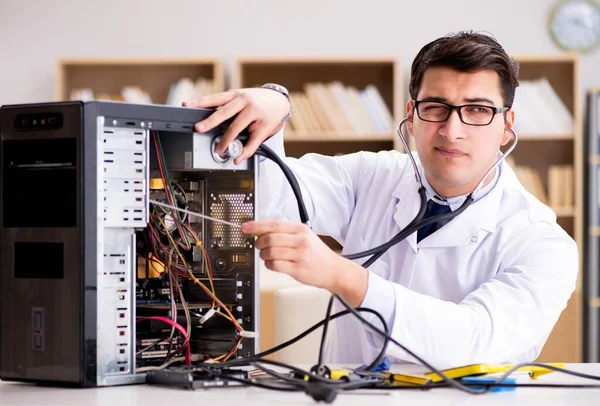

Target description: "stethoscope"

left=343, top=117, right=519, bottom=268
left=214, top=114, right=518, bottom=269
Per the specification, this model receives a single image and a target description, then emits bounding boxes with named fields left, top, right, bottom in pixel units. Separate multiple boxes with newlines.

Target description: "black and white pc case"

left=0, top=101, right=260, bottom=387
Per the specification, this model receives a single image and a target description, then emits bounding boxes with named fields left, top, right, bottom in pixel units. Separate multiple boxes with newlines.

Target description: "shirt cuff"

left=360, top=271, right=396, bottom=338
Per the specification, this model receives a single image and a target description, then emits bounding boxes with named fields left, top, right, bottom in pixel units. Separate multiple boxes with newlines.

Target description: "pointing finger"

left=254, top=233, right=300, bottom=250
left=241, top=220, right=305, bottom=236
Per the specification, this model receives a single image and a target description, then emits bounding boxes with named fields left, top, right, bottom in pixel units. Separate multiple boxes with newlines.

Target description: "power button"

left=32, top=307, right=45, bottom=352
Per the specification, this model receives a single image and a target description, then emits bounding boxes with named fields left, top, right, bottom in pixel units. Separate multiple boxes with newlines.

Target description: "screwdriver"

left=148, top=199, right=242, bottom=229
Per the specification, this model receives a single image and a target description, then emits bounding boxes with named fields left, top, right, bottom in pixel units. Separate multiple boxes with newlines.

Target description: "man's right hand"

left=182, top=87, right=291, bottom=164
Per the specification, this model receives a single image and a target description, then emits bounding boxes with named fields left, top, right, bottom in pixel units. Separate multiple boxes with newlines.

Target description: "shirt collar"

left=418, top=155, right=502, bottom=211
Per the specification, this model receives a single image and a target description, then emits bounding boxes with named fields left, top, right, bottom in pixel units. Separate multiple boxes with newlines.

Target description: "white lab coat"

left=257, top=129, right=578, bottom=370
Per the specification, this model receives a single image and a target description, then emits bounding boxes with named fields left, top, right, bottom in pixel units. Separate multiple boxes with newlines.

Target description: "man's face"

left=406, top=66, right=514, bottom=198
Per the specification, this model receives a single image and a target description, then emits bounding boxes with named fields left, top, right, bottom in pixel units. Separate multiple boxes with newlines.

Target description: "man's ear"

left=406, top=100, right=415, bottom=136
left=501, top=109, right=515, bottom=146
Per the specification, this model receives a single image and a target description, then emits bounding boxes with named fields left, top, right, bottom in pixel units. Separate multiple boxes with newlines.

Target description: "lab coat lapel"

left=390, top=158, right=506, bottom=250
left=418, top=174, right=503, bottom=248
left=391, top=172, right=422, bottom=252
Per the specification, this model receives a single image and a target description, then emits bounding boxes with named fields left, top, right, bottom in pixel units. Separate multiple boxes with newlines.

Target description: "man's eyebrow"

left=463, top=97, right=496, bottom=105
left=418, top=96, right=498, bottom=105
left=419, top=96, right=447, bottom=103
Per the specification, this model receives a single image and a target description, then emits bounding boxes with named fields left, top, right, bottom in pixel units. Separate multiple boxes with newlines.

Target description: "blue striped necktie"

left=417, top=198, right=452, bottom=243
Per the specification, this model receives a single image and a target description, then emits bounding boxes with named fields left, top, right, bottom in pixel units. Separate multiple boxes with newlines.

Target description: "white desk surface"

left=1, top=363, right=600, bottom=405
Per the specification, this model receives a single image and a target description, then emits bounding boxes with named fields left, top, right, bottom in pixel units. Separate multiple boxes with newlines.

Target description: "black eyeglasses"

left=414, top=100, right=509, bottom=126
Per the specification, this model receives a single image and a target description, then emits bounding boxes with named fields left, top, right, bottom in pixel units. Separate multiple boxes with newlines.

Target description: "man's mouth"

left=435, top=147, right=466, bottom=157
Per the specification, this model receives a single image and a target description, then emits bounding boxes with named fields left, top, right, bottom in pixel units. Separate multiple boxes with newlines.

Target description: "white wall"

left=1, top=0, right=600, bottom=106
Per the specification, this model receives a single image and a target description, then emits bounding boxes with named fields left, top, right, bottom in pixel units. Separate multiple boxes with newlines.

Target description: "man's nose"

left=438, top=109, right=466, bottom=140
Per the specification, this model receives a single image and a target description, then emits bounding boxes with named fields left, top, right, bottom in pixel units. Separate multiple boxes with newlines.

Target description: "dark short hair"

left=408, top=31, right=520, bottom=108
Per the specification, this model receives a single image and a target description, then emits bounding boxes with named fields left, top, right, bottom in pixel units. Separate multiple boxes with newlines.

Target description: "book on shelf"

left=69, top=77, right=215, bottom=105
left=506, top=157, right=548, bottom=204
left=284, top=81, right=393, bottom=138
left=164, top=78, right=215, bottom=106
left=506, top=157, right=573, bottom=209
left=511, top=77, right=574, bottom=136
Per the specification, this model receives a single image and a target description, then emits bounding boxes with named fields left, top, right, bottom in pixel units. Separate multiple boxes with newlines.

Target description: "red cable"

left=136, top=316, right=191, bottom=365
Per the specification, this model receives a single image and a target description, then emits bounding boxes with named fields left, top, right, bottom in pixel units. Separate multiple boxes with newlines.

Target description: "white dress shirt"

left=257, top=126, right=578, bottom=369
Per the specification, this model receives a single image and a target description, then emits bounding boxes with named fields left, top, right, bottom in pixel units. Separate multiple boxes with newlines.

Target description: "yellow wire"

left=136, top=253, right=166, bottom=276
left=156, top=216, right=243, bottom=332
left=148, top=188, right=245, bottom=361
left=156, top=216, right=188, bottom=270
left=213, top=338, right=243, bottom=362
left=215, top=310, right=235, bottom=323
left=184, top=224, right=217, bottom=309
left=182, top=224, right=217, bottom=311
left=158, top=208, right=217, bottom=306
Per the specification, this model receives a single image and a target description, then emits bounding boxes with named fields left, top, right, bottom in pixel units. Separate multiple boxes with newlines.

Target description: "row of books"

left=165, top=78, right=215, bottom=106
left=69, top=77, right=216, bottom=106
left=69, top=75, right=574, bottom=139
left=506, top=157, right=573, bottom=208
left=285, top=82, right=393, bottom=137
left=511, top=77, right=574, bottom=136
left=71, top=79, right=393, bottom=137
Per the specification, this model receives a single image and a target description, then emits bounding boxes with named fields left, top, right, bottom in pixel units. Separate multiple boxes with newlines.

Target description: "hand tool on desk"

left=460, top=375, right=524, bottom=392
left=353, top=370, right=432, bottom=386
left=361, top=362, right=566, bottom=387
left=424, top=362, right=565, bottom=383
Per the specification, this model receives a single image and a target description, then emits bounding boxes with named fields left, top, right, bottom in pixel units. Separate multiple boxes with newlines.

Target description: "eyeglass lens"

left=417, top=101, right=495, bottom=125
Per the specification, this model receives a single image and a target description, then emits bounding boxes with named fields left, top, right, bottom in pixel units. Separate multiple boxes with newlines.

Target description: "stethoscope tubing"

left=342, top=118, right=519, bottom=267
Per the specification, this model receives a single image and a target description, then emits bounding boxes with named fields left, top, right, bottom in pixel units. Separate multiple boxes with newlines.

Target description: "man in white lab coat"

left=184, top=31, right=579, bottom=369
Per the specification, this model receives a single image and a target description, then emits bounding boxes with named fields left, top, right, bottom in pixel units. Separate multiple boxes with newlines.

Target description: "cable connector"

left=304, top=383, right=338, bottom=404
left=199, top=308, right=215, bottom=324
left=238, top=330, right=258, bottom=339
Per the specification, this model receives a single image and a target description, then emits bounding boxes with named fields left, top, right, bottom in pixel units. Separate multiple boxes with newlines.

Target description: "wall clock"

left=549, top=0, right=600, bottom=53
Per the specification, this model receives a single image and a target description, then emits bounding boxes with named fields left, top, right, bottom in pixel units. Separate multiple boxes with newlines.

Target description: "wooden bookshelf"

left=55, top=57, right=225, bottom=104
left=231, top=55, right=583, bottom=362
left=510, top=53, right=581, bottom=257
left=232, top=56, right=404, bottom=158
left=506, top=54, right=582, bottom=363
left=233, top=57, right=402, bottom=251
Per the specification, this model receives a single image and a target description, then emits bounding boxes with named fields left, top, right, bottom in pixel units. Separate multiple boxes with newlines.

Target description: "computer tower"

left=0, top=101, right=259, bottom=387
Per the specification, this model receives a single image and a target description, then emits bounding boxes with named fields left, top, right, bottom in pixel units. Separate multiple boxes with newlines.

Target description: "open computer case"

left=0, top=101, right=259, bottom=387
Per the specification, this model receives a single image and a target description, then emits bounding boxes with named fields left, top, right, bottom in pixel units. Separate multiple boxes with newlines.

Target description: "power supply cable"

left=148, top=299, right=600, bottom=402
left=214, top=307, right=389, bottom=370
left=189, top=307, right=392, bottom=403
left=143, top=134, right=600, bottom=400
left=316, top=295, right=335, bottom=371
left=240, top=145, right=600, bottom=398
left=318, top=294, right=600, bottom=394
